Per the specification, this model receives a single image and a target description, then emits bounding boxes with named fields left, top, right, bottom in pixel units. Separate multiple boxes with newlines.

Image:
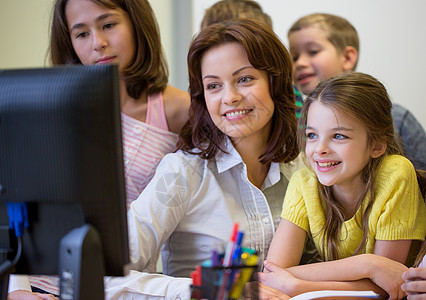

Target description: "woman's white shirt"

left=105, top=139, right=303, bottom=299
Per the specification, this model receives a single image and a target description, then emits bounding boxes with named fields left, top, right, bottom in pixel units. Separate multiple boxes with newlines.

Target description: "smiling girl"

left=259, top=72, right=426, bottom=298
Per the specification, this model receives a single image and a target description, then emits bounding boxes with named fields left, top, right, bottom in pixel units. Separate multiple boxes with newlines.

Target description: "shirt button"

left=263, top=217, right=270, bottom=224
left=125, top=159, right=129, bottom=165
left=134, top=126, right=142, bottom=133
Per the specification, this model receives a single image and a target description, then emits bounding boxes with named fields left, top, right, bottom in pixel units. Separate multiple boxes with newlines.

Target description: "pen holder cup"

left=191, top=264, right=258, bottom=300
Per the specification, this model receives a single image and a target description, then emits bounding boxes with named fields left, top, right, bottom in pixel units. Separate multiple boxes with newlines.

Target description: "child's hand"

left=366, top=254, right=407, bottom=300
left=401, top=267, right=426, bottom=299
left=257, top=260, right=301, bottom=296
left=8, top=290, right=58, bottom=300
left=244, top=281, right=290, bottom=299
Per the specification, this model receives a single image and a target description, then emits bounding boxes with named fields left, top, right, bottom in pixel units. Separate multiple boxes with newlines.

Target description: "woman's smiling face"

left=201, top=42, right=274, bottom=143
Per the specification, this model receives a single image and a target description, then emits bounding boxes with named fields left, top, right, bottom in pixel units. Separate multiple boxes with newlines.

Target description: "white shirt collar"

left=215, top=137, right=282, bottom=189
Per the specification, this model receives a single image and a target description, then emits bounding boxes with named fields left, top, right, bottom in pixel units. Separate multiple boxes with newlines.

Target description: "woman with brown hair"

left=103, top=18, right=303, bottom=298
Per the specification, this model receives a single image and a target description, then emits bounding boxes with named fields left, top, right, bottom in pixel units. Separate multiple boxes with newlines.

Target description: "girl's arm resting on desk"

left=259, top=254, right=407, bottom=299
left=266, top=219, right=306, bottom=269
left=8, top=275, right=58, bottom=300
left=8, top=291, right=57, bottom=300
left=259, top=259, right=389, bottom=298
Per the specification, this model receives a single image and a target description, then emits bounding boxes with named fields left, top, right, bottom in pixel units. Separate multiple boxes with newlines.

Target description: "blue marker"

left=231, top=231, right=244, bottom=265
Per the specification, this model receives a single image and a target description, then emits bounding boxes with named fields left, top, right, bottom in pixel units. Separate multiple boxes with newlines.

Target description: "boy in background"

left=200, top=0, right=272, bottom=29
left=288, top=13, right=426, bottom=170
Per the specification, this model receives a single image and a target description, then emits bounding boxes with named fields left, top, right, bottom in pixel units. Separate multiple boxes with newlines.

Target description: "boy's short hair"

left=288, top=13, right=359, bottom=69
left=201, top=0, right=272, bottom=29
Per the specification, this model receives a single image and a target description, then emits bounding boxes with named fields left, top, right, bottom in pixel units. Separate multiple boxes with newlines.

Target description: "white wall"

left=1, top=0, right=425, bottom=129
left=191, top=0, right=426, bottom=129
left=0, top=0, right=53, bottom=68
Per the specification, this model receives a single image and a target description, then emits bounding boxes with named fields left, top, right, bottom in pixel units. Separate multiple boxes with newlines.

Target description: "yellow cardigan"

left=281, top=155, right=426, bottom=260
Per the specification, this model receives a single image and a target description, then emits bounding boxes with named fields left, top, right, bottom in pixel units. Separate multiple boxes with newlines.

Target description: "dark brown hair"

left=49, top=0, right=168, bottom=98
left=298, top=72, right=404, bottom=261
left=200, top=0, right=272, bottom=30
left=178, top=18, right=298, bottom=165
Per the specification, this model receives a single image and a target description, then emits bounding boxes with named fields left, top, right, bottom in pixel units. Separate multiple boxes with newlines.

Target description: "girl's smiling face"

left=65, top=0, right=136, bottom=71
left=305, top=101, right=376, bottom=192
left=201, top=42, right=274, bottom=144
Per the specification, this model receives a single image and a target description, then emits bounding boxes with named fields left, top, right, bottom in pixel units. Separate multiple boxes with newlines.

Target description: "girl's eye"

left=334, top=134, right=347, bottom=140
left=76, top=32, right=89, bottom=39
left=104, top=23, right=116, bottom=30
left=238, top=76, right=253, bottom=84
left=309, top=50, right=319, bottom=56
left=306, top=132, right=317, bottom=139
left=292, top=55, right=299, bottom=62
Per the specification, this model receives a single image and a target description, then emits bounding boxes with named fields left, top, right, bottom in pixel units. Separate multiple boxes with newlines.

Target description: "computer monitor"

left=0, top=64, right=129, bottom=299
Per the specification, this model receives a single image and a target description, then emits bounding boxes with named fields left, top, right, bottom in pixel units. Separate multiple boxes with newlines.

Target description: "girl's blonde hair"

left=298, top=72, right=404, bottom=260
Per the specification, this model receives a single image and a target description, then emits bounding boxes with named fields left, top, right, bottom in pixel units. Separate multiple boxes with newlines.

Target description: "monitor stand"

left=0, top=260, right=13, bottom=300
left=59, top=224, right=105, bottom=300
left=0, top=224, right=105, bottom=300
left=0, top=217, right=14, bottom=300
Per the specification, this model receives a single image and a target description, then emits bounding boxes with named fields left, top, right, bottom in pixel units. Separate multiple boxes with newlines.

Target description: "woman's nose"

left=222, top=85, right=243, bottom=105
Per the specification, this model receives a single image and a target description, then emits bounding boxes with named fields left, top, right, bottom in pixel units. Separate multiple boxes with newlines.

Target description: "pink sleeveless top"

left=121, top=92, right=178, bottom=209
left=28, top=92, right=178, bottom=295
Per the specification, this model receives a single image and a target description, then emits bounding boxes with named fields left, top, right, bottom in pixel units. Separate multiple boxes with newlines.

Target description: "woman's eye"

left=206, top=83, right=219, bottom=90
left=238, top=76, right=253, bottom=83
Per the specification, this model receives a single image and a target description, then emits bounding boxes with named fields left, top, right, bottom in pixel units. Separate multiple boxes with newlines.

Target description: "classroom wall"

left=1, top=0, right=425, bottom=130
left=0, top=0, right=170, bottom=69
left=192, top=0, right=426, bottom=130
left=0, top=0, right=53, bottom=69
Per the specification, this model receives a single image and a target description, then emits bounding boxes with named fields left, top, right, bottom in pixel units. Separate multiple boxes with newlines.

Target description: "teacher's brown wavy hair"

left=179, top=18, right=298, bottom=165
left=178, top=19, right=299, bottom=164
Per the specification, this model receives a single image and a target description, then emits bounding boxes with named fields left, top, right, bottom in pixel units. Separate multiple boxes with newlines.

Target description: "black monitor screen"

left=0, top=64, right=129, bottom=276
